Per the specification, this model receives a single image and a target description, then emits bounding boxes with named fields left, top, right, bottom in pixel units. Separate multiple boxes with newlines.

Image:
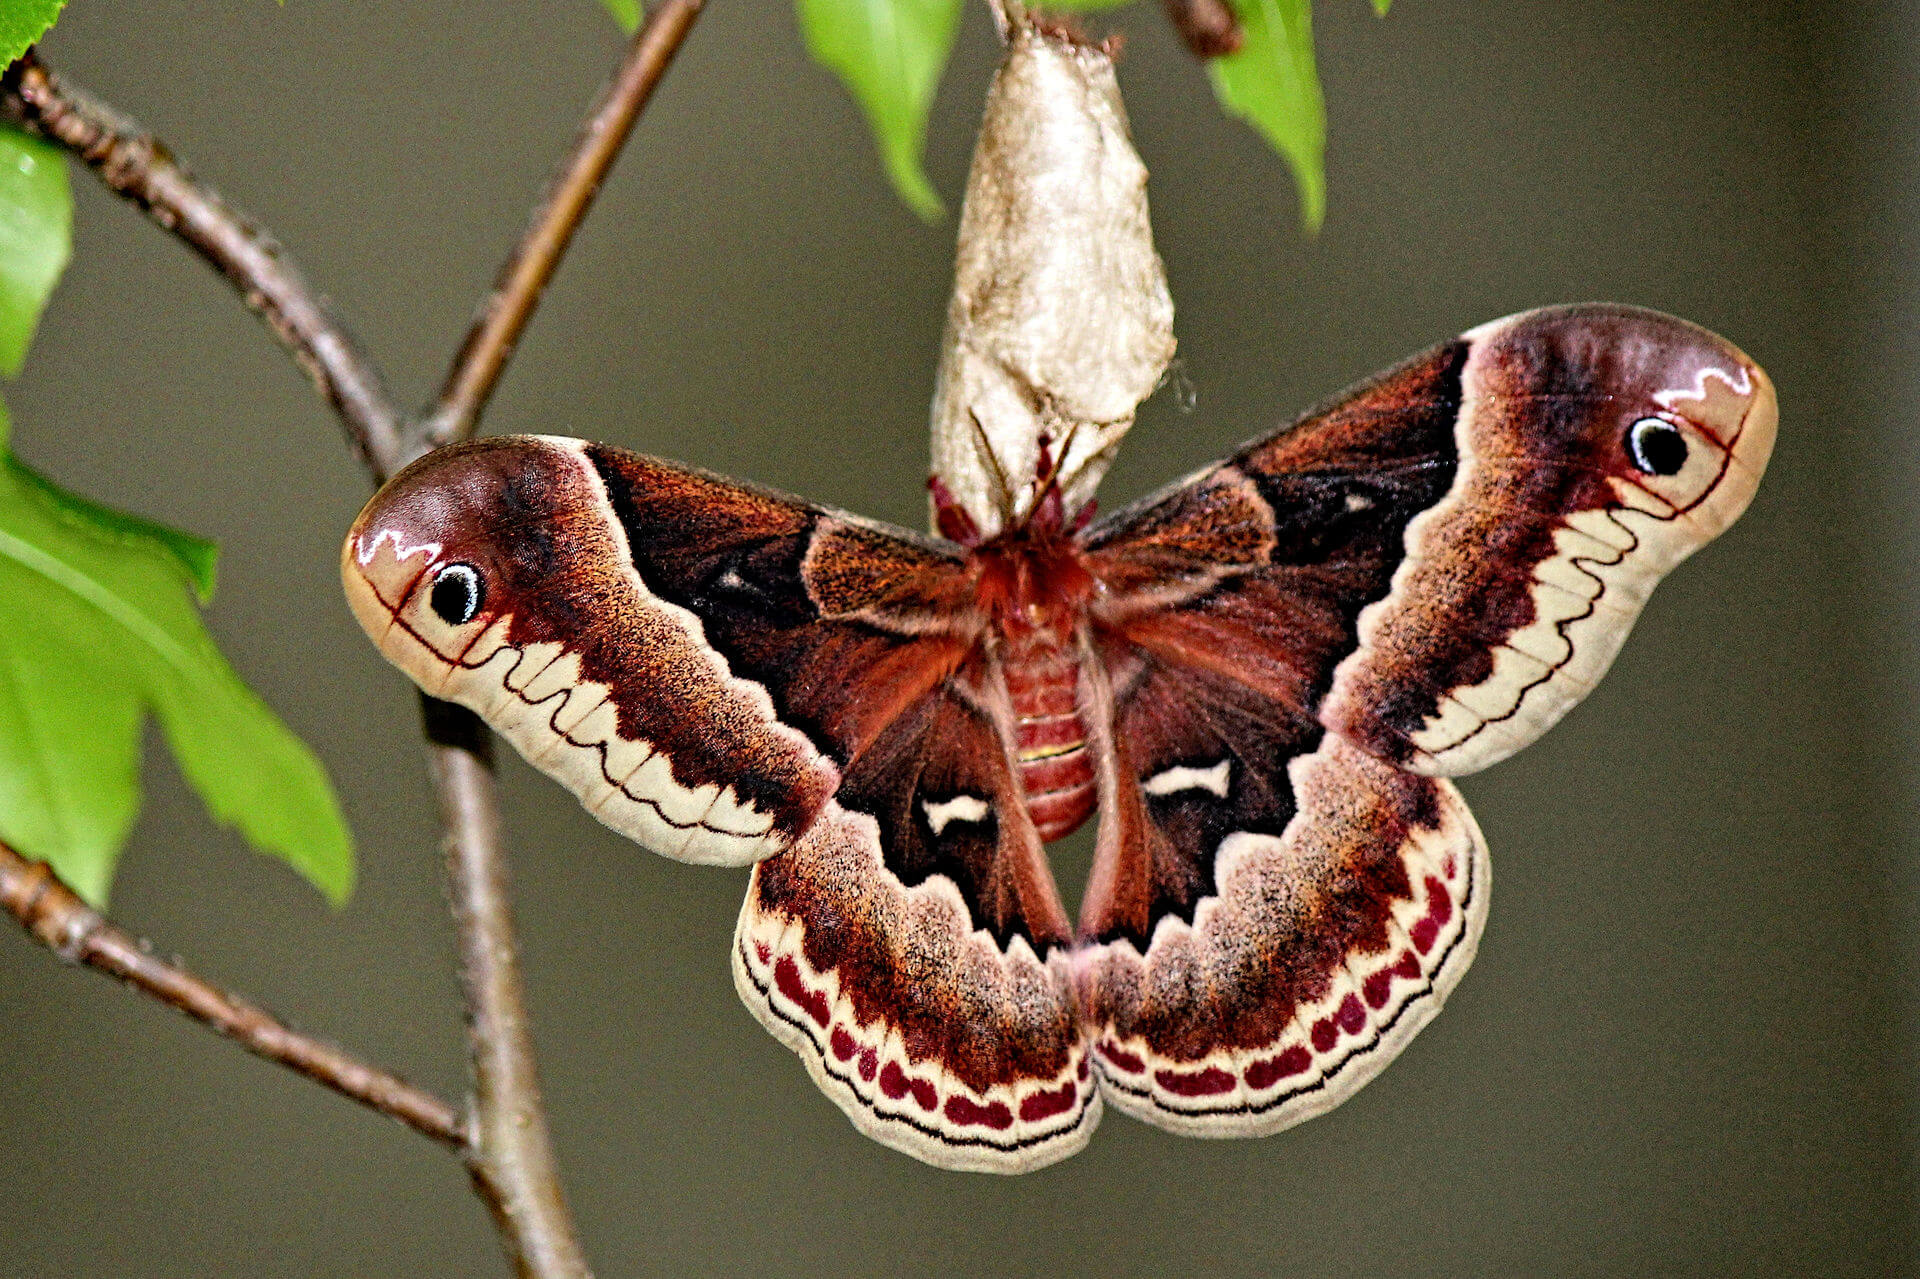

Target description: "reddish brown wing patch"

left=1319, top=305, right=1778, bottom=775
left=1074, top=735, right=1485, bottom=1135
left=1082, top=335, right=1467, bottom=726
left=734, top=674, right=1093, bottom=1172
left=343, top=437, right=845, bottom=864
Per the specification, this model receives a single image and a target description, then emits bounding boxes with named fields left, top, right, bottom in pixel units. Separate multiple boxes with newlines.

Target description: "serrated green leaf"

left=1372, top=0, right=1392, bottom=15
left=0, top=0, right=66, bottom=72
left=6, top=458, right=218, bottom=600
left=0, top=405, right=353, bottom=906
left=597, top=0, right=640, bottom=34
left=1210, top=0, right=1325, bottom=231
left=0, top=128, right=70, bottom=378
left=798, top=0, right=963, bottom=221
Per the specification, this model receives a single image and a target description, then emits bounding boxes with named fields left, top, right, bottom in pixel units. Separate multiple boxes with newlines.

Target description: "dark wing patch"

left=736, top=666, right=1093, bottom=1173
left=1074, top=734, right=1486, bottom=1136
left=1078, top=646, right=1317, bottom=950
left=1315, top=305, right=1777, bottom=774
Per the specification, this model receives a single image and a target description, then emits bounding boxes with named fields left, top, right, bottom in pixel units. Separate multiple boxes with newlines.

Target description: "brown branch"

left=5, top=8, right=709, bottom=1272
left=416, top=0, right=706, bottom=458
left=424, top=700, right=588, bottom=1279
left=0, top=840, right=464, bottom=1148
left=0, top=52, right=408, bottom=481
left=1160, top=0, right=1244, bottom=59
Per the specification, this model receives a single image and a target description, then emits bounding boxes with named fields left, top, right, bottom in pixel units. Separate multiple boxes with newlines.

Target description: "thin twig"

left=416, top=0, right=706, bottom=458
left=4, top=9, right=709, bottom=1272
left=0, top=840, right=464, bottom=1147
left=0, top=52, right=407, bottom=481
left=401, top=9, right=713, bottom=1270
left=1160, top=0, right=1244, bottom=58
left=424, top=700, right=589, bottom=1279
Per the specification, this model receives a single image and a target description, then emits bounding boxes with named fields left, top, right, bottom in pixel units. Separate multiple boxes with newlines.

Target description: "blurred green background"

left=2, top=0, right=1912, bottom=1275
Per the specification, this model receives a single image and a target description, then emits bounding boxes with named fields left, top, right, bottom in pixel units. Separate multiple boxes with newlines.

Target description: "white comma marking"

left=1142, top=759, right=1232, bottom=798
left=922, top=794, right=992, bottom=836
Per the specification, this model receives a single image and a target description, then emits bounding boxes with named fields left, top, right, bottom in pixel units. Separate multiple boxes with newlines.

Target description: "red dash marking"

left=754, top=942, right=771, bottom=965
left=857, top=1048, right=878, bottom=1082
left=879, top=1060, right=909, bottom=1100
left=773, top=957, right=831, bottom=1027
left=1337, top=993, right=1366, bottom=1034
left=1245, top=1045, right=1313, bottom=1089
left=1443, top=854, right=1457, bottom=879
left=1425, top=876, right=1453, bottom=926
left=910, top=1077, right=938, bottom=1112
left=1311, top=1017, right=1338, bottom=1053
left=1154, top=1065, right=1236, bottom=1097
left=830, top=1027, right=856, bottom=1062
left=1076, top=1055, right=1090, bottom=1081
left=1394, top=950, right=1420, bottom=979
left=945, top=1095, right=1014, bottom=1130
left=1020, top=1081, right=1078, bottom=1122
left=1363, top=969, right=1394, bottom=1009
left=1411, top=916, right=1439, bottom=954
left=1099, top=1042, right=1144, bottom=1074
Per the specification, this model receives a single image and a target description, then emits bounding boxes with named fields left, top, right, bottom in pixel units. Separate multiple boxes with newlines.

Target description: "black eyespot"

left=1627, top=417, right=1689, bottom=476
left=429, top=563, right=484, bottom=626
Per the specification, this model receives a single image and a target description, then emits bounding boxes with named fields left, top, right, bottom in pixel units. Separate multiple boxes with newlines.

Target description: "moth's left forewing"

left=1320, top=305, right=1778, bottom=776
left=343, top=438, right=845, bottom=866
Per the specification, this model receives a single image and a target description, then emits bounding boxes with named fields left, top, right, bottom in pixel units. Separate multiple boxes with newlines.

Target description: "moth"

left=343, top=304, right=1776, bottom=1173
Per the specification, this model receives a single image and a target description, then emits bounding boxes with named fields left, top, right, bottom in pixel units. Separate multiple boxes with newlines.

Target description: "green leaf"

left=0, top=406, right=354, bottom=906
left=1372, top=0, right=1392, bottom=14
left=6, top=458, right=218, bottom=600
left=0, top=0, right=67, bottom=73
left=597, top=0, right=640, bottom=34
left=0, top=127, right=70, bottom=378
left=1210, top=0, right=1326, bottom=231
left=797, top=0, right=963, bottom=221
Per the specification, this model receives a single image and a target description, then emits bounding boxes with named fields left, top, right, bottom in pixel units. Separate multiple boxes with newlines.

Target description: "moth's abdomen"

left=1003, top=642, right=1096, bottom=842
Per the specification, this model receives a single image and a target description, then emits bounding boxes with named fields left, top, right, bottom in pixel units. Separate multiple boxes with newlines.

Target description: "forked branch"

left=419, top=0, right=706, bottom=457
left=0, top=51, right=407, bottom=481
left=0, top=6, right=710, bottom=1276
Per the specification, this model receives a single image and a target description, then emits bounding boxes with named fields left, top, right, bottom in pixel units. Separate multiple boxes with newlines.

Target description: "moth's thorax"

left=969, top=528, right=1099, bottom=842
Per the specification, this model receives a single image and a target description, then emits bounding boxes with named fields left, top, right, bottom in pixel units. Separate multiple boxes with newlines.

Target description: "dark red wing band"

left=736, top=797, right=1091, bottom=1171
left=1075, top=736, right=1486, bottom=1135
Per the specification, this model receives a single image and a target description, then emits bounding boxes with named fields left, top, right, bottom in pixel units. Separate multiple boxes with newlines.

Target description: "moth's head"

left=1470, top=304, right=1778, bottom=538
left=341, top=437, right=574, bottom=695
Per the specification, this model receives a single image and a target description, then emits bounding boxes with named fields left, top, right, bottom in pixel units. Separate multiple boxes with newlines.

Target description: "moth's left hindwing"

left=736, top=670, right=1097, bottom=1173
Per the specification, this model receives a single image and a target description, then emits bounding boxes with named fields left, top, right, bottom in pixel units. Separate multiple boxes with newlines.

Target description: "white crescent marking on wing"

left=1142, top=760, right=1232, bottom=798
